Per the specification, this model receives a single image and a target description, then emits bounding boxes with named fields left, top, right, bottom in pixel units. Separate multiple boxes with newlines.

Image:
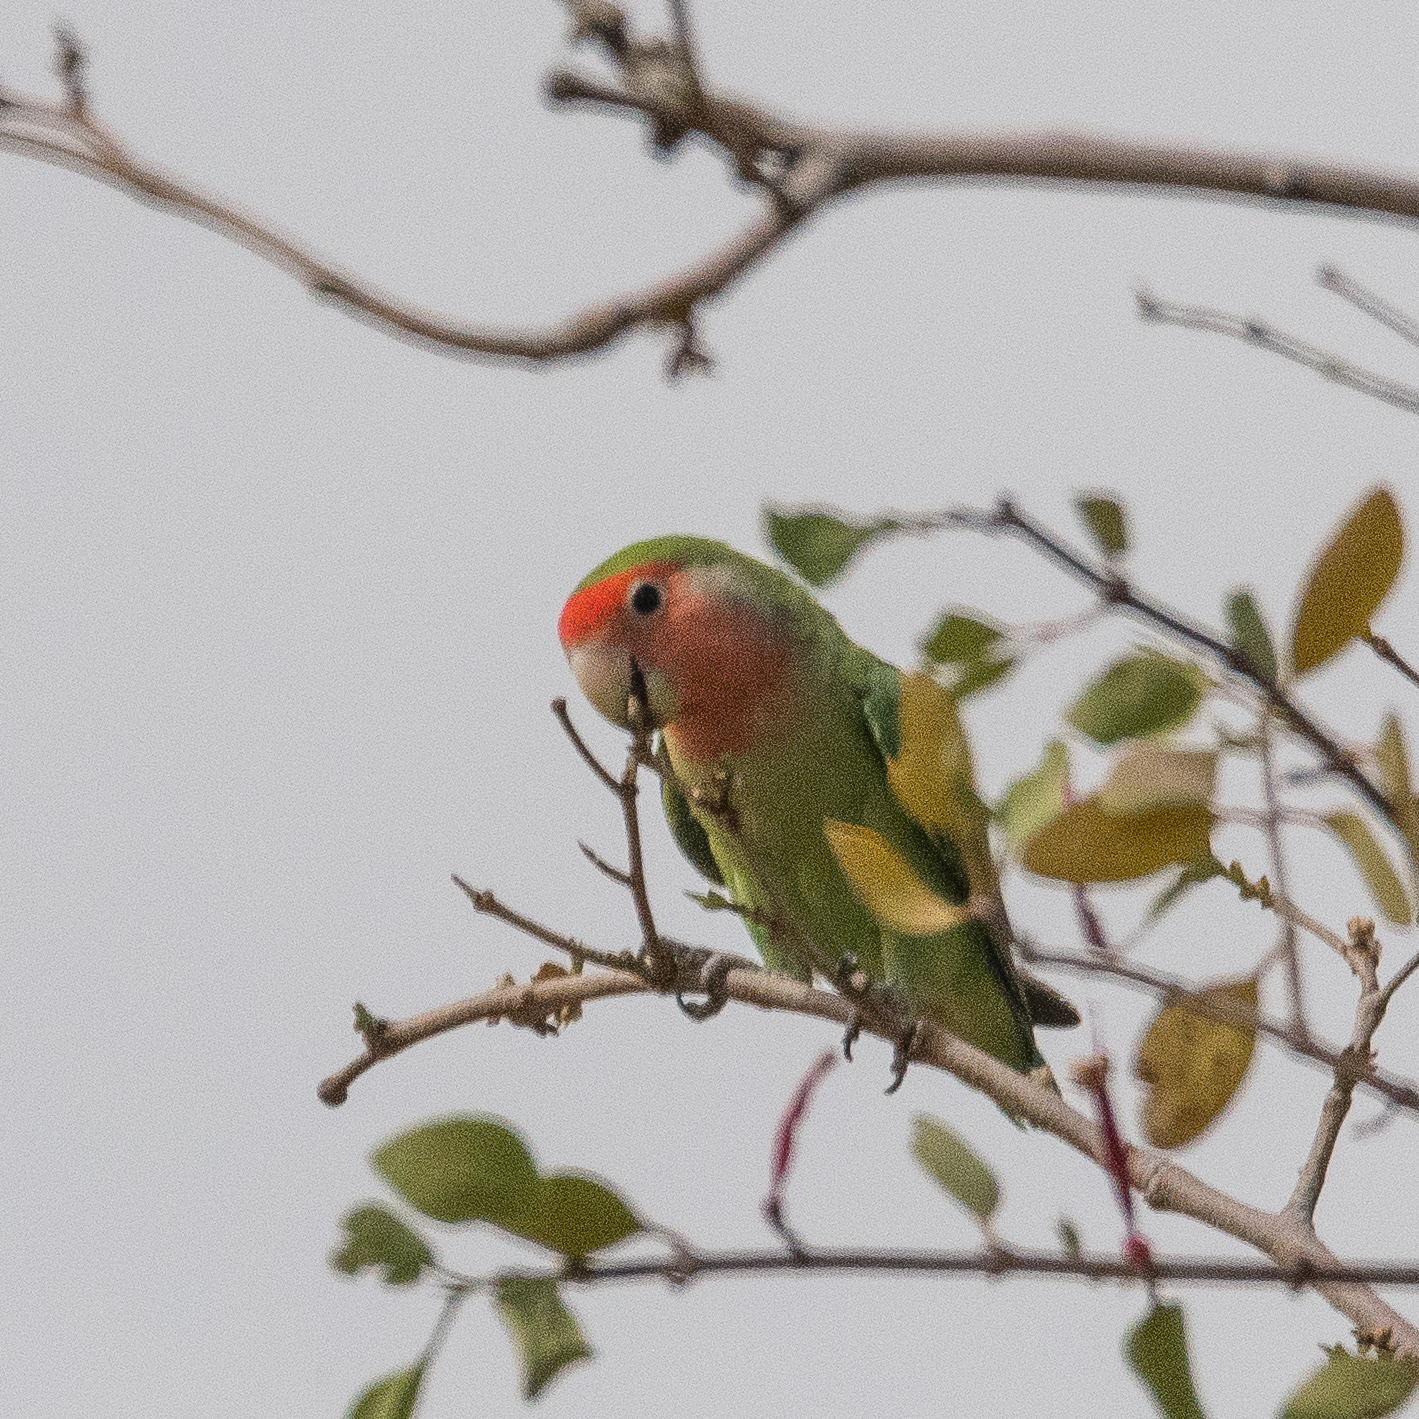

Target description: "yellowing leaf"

left=1021, top=798, right=1214, bottom=883
left=886, top=674, right=981, bottom=841
left=1376, top=713, right=1419, bottom=879
left=1291, top=487, right=1404, bottom=677
left=1323, top=812, right=1411, bottom=925
left=1100, top=747, right=1217, bottom=816
left=1134, top=978, right=1257, bottom=1148
left=824, top=820, right=972, bottom=936
left=996, top=740, right=1070, bottom=853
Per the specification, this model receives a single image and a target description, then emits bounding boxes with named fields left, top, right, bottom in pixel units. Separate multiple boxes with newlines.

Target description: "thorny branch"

left=318, top=953, right=1419, bottom=1351
left=16, top=14, right=1419, bottom=371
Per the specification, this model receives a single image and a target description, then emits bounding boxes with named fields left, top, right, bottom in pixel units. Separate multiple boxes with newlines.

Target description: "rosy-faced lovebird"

left=558, top=535, right=1076, bottom=1076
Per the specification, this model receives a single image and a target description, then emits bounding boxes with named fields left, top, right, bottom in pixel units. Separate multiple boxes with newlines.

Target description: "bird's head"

left=558, top=537, right=798, bottom=756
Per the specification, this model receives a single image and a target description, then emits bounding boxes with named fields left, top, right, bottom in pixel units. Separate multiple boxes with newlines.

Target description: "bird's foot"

left=833, top=953, right=868, bottom=1060
left=676, top=951, right=736, bottom=1021
left=886, top=1020, right=926, bottom=1095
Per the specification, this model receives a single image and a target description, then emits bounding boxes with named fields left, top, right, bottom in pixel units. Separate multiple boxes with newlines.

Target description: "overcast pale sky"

left=4, top=2, right=1419, bottom=1416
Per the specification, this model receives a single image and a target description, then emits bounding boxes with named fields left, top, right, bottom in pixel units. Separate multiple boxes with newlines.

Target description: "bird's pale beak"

left=566, top=643, right=679, bottom=730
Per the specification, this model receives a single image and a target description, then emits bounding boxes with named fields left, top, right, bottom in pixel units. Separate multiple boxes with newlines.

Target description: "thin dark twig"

left=666, top=0, right=704, bottom=94
left=451, top=876, right=633, bottom=972
left=941, top=497, right=1397, bottom=828
left=1317, top=264, right=1419, bottom=350
left=441, top=1244, right=1419, bottom=1289
left=1364, top=629, right=1419, bottom=691
left=1021, top=939, right=1419, bottom=1116
left=552, top=698, right=621, bottom=792
left=579, top=840, right=634, bottom=887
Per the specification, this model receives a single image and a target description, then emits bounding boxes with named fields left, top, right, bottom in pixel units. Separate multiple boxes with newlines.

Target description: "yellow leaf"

left=1020, top=797, right=1213, bottom=883
left=1291, top=487, right=1404, bottom=677
left=1134, top=978, right=1258, bottom=1148
left=1322, top=811, right=1412, bottom=925
left=1099, top=747, right=1217, bottom=815
left=887, top=673, right=982, bottom=843
left=824, top=820, right=972, bottom=936
left=1375, top=713, right=1419, bottom=881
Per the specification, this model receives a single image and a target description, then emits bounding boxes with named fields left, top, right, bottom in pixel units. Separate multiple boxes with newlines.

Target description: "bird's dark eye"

left=628, top=580, right=663, bottom=616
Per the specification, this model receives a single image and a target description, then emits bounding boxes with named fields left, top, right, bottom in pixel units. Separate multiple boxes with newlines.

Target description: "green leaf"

left=331, top=1205, right=434, bottom=1286
left=762, top=506, right=897, bottom=588
left=501, top=1174, right=643, bottom=1258
left=1226, top=589, right=1278, bottom=685
left=1056, top=1218, right=1082, bottom=1258
left=910, top=1114, right=999, bottom=1222
left=952, top=654, right=1017, bottom=699
left=1281, top=1346, right=1418, bottom=1419
left=1291, top=487, right=1404, bottom=678
left=1075, top=494, right=1129, bottom=557
left=495, top=1277, right=593, bottom=1401
left=374, top=1117, right=539, bottom=1225
left=1021, top=798, right=1214, bottom=883
left=346, top=1362, right=426, bottom=1419
left=1323, top=812, right=1411, bottom=925
left=1068, top=654, right=1206, bottom=746
left=1126, top=1303, right=1208, bottom=1419
left=1147, top=857, right=1226, bottom=922
left=1134, top=978, right=1258, bottom=1148
left=921, top=613, right=1003, bottom=665
left=997, top=740, right=1070, bottom=853
left=1100, top=747, right=1217, bottom=815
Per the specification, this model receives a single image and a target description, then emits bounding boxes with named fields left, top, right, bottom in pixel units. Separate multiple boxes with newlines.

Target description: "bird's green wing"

left=661, top=773, right=726, bottom=886
left=853, top=655, right=1077, bottom=1034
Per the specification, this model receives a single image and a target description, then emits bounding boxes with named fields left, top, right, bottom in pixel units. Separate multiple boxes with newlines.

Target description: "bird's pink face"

left=558, top=560, right=684, bottom=731
left=558, top=560, right=793, bottom=759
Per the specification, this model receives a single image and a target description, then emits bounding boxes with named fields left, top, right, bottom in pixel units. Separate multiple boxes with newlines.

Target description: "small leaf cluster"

left=334, top=1116, right=643, bottom=1410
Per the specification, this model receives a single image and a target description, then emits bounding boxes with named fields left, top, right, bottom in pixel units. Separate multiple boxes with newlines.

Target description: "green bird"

left=557, top=535, right=1077, bottom=1076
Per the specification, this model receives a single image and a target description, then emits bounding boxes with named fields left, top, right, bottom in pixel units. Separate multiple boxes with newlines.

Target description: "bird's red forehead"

left=558, top=561, right=678, bottom=647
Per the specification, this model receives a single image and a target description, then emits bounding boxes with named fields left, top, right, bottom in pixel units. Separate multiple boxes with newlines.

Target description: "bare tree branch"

left=1259, top=713, right=1308, bottom=1034
left=1020, top=940, right=1419, bottom=1116
left=316, top=955, right=1419, bottom=1350
left=1136, top=290, right=1419, bottom=416
left=1318, top=264, right=1419, bottom=349
left=1285, top=920, right=1391, bottom=1230
left=15, top=16, right=1419, bottom=371
left=449, top=1244, right=1419, bottom=1291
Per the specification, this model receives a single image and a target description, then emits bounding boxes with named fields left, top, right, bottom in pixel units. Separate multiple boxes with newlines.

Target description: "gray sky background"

left=3, top=2, right=1418, bottom=1416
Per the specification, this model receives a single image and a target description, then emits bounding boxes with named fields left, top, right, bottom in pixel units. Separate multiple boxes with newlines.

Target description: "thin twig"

left=1019, top=940, right=1419, bottom=1116
left=552, top=698, right=620, bottom=792
left=1363, top=628, right=1419, bottom=691
left=1136, top=290, right=1419, bottom=417
left=1285, top=920, right=1387, bottom=1230
left=933, top=498, right=1398, bottom=828
left=20, top=21, right=1419, bottom=369
left=1259, top=713, right=1307, bottom=1033
left=317, top=961, right=1419, bottom=1350
left=1317, top=265, right=1419, bottom=350
left=579, top=839, right=633, bottom=887
left=452, top=1245, right=1419, bottom=1289
left=451, top=877, right=634, bottom=973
